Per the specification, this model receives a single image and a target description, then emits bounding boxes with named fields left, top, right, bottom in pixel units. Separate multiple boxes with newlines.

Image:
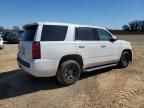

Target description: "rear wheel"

left=57, top=60, right=81, bottom=86
left=118, top=51, right=130, bottom=68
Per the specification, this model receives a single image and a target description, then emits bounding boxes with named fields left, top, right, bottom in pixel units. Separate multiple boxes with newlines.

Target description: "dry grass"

left=116, top=34, right=144, bottom=42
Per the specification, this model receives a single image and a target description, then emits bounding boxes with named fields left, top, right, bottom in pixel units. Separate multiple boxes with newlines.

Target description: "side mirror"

left=113, top=35, right=117, bottom=40
left=109, top=36, right=117, bottom=42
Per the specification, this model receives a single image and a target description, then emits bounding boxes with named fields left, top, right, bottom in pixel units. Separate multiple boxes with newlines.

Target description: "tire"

left=118, top=51, right=130, bottom=68
left=57, top=60, right=81, bottom=86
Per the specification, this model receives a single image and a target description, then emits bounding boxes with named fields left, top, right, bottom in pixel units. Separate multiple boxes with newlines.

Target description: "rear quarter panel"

left=40, top=42, right=77, bottom=68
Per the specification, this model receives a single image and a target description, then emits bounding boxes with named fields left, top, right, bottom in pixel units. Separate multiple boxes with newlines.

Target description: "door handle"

left=101, top=45, right=106, bottom=48
left=79, top=45, right=85, bottom=48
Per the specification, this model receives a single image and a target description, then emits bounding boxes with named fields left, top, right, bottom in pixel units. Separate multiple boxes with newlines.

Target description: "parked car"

left=1, top=31, right=9, bottom=41
left=17, top=22, right=133, bottom=86
left=2, top=31, right=21, bottom=43
left=7, top=32, right=20, bottom=43
left=0, top=35, right=4, bottom=49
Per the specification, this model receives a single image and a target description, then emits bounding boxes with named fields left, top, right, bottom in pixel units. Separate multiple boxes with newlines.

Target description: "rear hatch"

left=18, top=25, right=38, bottom=62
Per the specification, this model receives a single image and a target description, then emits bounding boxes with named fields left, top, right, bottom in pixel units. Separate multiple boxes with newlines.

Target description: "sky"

left=0, top=0, right=144, bottom=29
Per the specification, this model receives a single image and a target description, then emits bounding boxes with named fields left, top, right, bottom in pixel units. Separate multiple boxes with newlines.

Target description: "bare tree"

left=12, top=26, right=20, bottom=32
left=122, top=25, right=130, bottom=31
left=123, top=20, right=144, bottom=32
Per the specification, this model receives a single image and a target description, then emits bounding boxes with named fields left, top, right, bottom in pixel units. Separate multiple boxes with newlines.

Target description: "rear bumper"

left=17, top=56, right=58, bottom=77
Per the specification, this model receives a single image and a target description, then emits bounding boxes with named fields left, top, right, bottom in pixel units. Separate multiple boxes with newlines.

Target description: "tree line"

left=1, top=21, right=144, bottom=33
left=122, top=20, right=144, bottom=32
left=0, top=26, right=20, bottom=33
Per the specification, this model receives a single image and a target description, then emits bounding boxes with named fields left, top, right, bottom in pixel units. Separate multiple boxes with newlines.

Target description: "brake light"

left=32, top=41, right=41, bottom=59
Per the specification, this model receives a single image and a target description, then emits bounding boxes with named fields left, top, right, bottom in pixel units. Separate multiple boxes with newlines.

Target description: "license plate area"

left=17, top=57, right=30, bottom=68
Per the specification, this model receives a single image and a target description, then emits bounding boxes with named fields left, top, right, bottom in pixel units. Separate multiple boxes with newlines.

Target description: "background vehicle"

left=1, top=31, right=9, bottom=41
left=7, top=32, right=20, bottom=43
left=17, top=22, right=133, bottom=86
left=2, top=31, right=21, bottom=43
left=0, top=35, right=4, bottom=49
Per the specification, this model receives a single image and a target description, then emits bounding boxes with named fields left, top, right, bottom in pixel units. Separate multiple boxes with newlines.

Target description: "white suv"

left=17, top=22, right=133, bottom=85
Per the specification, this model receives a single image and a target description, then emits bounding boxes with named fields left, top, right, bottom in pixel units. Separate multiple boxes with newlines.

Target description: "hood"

left=117, top=40, right=131, bottom=45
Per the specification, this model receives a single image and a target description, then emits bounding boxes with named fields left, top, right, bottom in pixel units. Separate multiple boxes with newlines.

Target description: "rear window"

left=41, top=25, right=68, bottom=41
left=22, top=25, right=38, bottom=41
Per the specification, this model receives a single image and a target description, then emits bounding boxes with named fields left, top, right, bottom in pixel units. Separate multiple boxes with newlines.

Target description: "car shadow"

left=0, top=67, right=113, bottom=100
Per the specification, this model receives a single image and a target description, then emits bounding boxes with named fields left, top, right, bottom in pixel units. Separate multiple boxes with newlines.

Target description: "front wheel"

left=118, top=51, right=130, bottom=68
left=57, top=60, right=81, bottom=86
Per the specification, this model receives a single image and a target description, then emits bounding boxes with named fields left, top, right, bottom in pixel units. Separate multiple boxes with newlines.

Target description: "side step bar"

left=84, top=63, right=117, bottom=72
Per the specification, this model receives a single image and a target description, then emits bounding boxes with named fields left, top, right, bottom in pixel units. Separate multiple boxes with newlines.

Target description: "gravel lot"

left=0, top=39, right=144, bottom=108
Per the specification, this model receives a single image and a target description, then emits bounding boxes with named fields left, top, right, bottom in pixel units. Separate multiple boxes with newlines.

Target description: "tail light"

left=32, top=41, right=41, bottom=59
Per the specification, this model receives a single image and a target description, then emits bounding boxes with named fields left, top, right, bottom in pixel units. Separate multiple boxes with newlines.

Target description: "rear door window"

left=75, top=27, right=96, bottom=41
left=22, top=25, right=38, bottom=41
left=41, top=25, right=68, bottom=41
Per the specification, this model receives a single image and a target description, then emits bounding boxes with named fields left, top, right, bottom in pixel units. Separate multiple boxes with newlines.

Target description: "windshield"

left=22, top=25, right=38, bottom=41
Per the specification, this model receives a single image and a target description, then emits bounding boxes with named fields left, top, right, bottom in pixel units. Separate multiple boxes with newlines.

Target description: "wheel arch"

left=122, top=49, right=133, bottom=62
left=58, top=54, right=83, bottom=71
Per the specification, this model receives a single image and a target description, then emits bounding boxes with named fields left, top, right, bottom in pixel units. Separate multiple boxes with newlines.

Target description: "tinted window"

left=22, top=25, right=38, bottom=41
left=75, top=27, right=95, bottom=41
left=97, top=29, right=112, bottom=41
left=93, top=29, right=100, bottom=40
left=41, top=25, right=68, bottom=41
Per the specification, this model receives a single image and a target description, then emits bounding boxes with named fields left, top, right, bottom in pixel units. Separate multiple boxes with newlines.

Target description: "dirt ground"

left=116, top=34, right=144, bottom=42
left=0, top=37, right=144, bottom=108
